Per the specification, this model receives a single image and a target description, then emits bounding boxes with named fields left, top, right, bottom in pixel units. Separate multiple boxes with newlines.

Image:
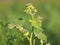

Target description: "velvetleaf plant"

left=8, top=3, right=50, bottom=45
left=24, top=3, right=51, bottom=45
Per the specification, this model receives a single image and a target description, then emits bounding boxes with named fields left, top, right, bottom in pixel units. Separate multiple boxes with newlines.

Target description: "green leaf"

left=34, top=30, right=47, bottom=41
left=31, top=20, right=41, bottom=29
left=38, top=32, right=47, bottom=41
left=34, top=28, right=43, bottom=33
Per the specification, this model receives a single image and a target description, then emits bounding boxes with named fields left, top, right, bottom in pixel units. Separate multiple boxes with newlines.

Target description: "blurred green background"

left=0, top=0, right=60, bottom=45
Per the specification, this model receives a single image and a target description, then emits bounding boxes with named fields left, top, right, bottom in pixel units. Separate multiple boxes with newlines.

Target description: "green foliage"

left=34, top=29, right=47, bottom=41
left=0, top=2, right=50, bottom=45
left=0, top=0, right=60, bottom=45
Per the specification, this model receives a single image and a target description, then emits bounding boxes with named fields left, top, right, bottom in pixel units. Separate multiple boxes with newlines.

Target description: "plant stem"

left=30, top=27, right=34, bottom=45
left=29, top=14, right=35, bottom=45
left=31, top=14, right=34, bottom=20
left=41, top=43, right=43, bottom=45
left=30, top=32, right=33, bottom=45
left=33, top=39, right=35, bottom=45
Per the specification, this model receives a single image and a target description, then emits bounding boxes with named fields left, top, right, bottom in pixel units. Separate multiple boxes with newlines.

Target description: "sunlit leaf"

left=30, top=19, right=42, bottom=29
left=34, top=31, right=47, bottom=41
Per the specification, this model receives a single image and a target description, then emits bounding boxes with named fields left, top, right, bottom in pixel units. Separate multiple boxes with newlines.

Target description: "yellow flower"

left=29, top=19, right=32, bottom=22
left=27, top=4, right=35, bottom=9
left=24, top=3, right=37, bottom=15
left=19, top=27, right=23, bottom=31
left=40, top=40, right=44, bottom=44
left=34, top=9, right=37, bottom=13
left=23, top=31, right=29, bottom=37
